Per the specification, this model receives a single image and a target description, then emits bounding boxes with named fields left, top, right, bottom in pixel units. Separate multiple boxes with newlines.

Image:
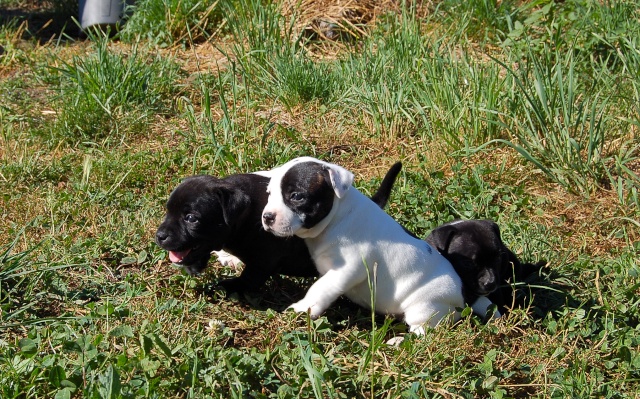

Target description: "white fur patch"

left=213, top=250, right=243, bottom=270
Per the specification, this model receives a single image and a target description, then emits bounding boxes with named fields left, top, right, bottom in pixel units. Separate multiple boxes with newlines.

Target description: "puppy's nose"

left=262, top=212, right=276, bottom=226
left=156, top=230, right=168, bottom=244
left=478, top=269, right=498, bottom=294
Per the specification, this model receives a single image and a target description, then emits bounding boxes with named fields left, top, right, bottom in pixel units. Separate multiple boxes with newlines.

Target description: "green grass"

left=1, top=0, right=639, bottom=397
left=47, top=31, right=182, bottom=145
left=120, top=0, right=234, bottom=46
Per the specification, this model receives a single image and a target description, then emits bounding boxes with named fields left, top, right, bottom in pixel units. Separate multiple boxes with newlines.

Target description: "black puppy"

left=425, top=219, right=545, bottom=314
left=155, top=162, right=402, bottom=293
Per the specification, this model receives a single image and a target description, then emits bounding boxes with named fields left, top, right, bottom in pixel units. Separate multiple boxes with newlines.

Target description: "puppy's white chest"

left=307, top=239, right=346, bottom=275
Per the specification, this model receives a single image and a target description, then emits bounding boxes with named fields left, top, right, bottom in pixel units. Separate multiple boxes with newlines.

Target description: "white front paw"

left=289, top=300, right=311, bottom=313
left=288, top=300, right=322, bottom=319
left=386, top=336, right=406, bottom=346
left=213, top=251, right=243, bottom=270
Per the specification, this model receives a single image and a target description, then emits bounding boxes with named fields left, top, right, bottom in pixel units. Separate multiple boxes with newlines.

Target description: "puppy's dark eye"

left=184, top=214, right=198, bottom=223
left=290, top=192, right=305, bottom=202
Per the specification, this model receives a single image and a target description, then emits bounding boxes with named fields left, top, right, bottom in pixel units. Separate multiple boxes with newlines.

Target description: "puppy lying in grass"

left=426, top=219, right=546, bottom=316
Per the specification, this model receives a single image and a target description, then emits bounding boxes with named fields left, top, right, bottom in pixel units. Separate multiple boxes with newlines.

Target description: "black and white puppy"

left=261, top=157, right=490, bottom=334
left=155, top=162, right=402, bottom=293
left=426, top=219, right=546, bottom=314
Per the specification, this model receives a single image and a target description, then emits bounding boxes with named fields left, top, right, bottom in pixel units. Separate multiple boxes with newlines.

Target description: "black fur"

left=426, top=219, right=545, bottom=313
left=279, top=162, right=336, bottom=229
left=156, top=162, right=402, bottom=293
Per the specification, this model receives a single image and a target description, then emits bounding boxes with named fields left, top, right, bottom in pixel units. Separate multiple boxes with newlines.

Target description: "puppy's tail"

left=371, top=162, right=402, bottom=209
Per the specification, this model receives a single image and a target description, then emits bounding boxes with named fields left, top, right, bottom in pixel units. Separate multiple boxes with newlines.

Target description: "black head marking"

left=281, top=162, right=335, bottom=229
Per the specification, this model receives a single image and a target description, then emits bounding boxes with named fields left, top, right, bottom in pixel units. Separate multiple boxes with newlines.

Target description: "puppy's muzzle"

left=477, top=269, right=498, bottom=294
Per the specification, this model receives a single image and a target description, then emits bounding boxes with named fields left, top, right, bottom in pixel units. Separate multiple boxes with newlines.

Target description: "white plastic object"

left=78, top=0, right=126, bottom=30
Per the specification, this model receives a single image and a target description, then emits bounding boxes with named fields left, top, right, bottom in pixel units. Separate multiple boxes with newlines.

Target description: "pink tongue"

left=169, top=249, right=191, bottom=263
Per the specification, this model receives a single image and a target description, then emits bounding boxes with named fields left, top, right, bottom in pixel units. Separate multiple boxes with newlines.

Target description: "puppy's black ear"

left=488, top=220, right=501, bottom=237
left=211, top=186, right=251, bottom=226
left=427, top=225, right=457, bottom=254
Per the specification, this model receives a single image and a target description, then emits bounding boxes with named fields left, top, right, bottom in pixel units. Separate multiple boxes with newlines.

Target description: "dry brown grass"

left=280, top=0, right=393, bottom=41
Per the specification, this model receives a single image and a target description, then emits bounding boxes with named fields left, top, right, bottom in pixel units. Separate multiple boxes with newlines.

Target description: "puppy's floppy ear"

left=486, top=220, right=501, bottom=237
left=324, top=164, right=354, bottom=199
left=428, top=224, right=457, bottom=254
left=210, top=185, right=251, bottom=226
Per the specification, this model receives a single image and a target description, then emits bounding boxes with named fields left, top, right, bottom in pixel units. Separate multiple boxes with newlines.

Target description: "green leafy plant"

left=0, top=226, right=78, bottom=329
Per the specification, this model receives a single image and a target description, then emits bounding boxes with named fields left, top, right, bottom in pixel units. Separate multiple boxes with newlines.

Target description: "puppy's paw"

left=213, top=251, right=243, bottom=270
left=386, top=336, right=405, bottom=346
left=288, top=300, right=322, bottom=319
left=408, top=324, right=426, bottom=336
left=471, top=296, right=501, bottom=321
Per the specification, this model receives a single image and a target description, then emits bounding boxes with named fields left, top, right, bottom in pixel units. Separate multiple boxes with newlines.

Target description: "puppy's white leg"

left=470, top=296, right=501, bottom=320
left=212, top=250, right=243, bottom=270
left=289, top=268, right=362, bottom=319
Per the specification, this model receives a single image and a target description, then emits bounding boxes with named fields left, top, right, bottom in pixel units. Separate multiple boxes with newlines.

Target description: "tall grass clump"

left=222, top=0, right=340, bottom=111
left=121, top=0, right=229, bottom=46
left=408, top=49, right=507, bottom=148
left=500, top=49, right=608, bottom=194
left=441, top=0, right=520, bottom=42
left=347, top=21, right=506, bottom=144
left=503, top=0, right=640, bottom=72
left=492, top=0, right=640, bottom=203
left=335, top=4, right=509, bottom=144
left=183, top=68, right=314, bottom=174
left=338, top=6, right=428, bottom=138
left=331, top=4, right=457, bottom=139
left=51, top=32, right=181, bottom=144
left=489, top=46, right=639, bottom=199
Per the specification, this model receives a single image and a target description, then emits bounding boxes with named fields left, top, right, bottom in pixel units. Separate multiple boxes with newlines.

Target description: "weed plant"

left=490, top=48, right=612, bottom=195
left=182, top=66, right=315, bottom=174
left=222, top=0, right=340, bottom=111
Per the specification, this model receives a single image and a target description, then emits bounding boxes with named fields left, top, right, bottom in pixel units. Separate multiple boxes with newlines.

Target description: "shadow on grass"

left=196, top=274, right=394, bottom=333
left=0, top=0, right=82, bottom=43
left=513, top=266, right=575, bottom=320
left=196, top=268, right=572, bottom=337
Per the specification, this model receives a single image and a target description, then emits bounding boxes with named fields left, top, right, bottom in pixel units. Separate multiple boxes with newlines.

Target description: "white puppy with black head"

left=261, top=157, right=467, bottom=333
